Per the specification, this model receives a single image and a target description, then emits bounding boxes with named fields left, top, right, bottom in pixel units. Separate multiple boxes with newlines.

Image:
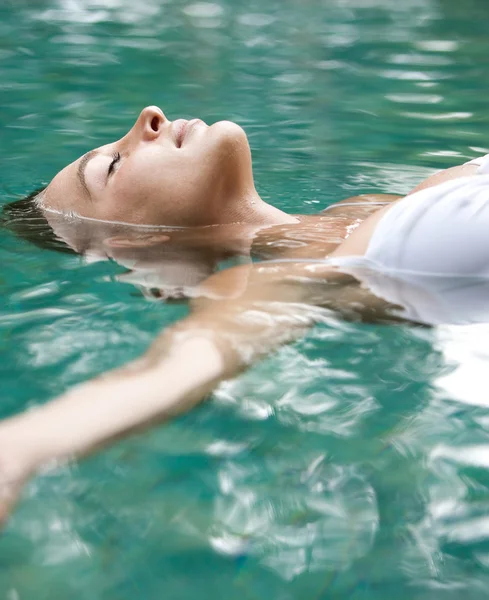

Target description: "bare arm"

left=2, top=157, right=474, bottom=522
left=0, top=259, right=393, bottom=524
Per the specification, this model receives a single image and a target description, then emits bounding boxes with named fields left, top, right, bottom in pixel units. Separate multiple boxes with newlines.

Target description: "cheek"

left=96, top=127, right=250, bottom=226
left=125, top=161, right=210, bottom=204
left=104, top=158, right=212, bottom=225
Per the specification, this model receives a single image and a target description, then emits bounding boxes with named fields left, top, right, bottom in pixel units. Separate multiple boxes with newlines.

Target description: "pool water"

left=2, top=0, right=489, bottom=597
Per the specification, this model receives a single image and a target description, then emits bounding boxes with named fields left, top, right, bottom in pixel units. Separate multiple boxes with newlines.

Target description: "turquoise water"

left=2, top=0, right=489, bottom=597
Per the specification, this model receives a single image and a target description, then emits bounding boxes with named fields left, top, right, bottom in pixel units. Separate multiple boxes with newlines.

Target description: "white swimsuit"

left=328, top=172, right=489, bottom=324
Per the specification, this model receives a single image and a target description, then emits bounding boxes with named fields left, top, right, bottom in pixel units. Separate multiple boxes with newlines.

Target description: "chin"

left=209, top=120, right=250, bottom=157
left=211, top=119, right=247, bottom=138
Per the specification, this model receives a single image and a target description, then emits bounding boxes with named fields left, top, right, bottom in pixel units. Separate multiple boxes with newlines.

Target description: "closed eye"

left=107, top=152, right=121, bottom=177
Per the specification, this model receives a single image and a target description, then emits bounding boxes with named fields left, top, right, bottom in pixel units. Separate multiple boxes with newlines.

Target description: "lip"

left=172, top=118, right=205, bottom=148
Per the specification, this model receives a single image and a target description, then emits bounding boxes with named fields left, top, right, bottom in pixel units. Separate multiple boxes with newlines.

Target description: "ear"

left=104, top=234, right=171, bottom=248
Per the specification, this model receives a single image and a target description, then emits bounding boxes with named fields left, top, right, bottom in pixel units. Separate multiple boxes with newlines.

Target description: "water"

left=2, top=0, right=489, bottom=597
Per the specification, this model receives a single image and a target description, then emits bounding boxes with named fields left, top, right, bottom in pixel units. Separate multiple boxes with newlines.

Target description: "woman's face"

left=41, top=106, right=257, bottom=226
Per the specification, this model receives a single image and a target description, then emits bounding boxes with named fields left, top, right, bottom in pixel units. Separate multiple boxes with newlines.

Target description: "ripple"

left=386, top=93, right=443, bottom=104
left=387, top=53, right=453, bottom=66
left=237, top=13, right=275, bottom=27
left=183, top=2, right=224, bottom=18
left=431, top=444, right=489, bottom=470
left=415, top=40, right=460, bottom=52
left=401, top=111, right=472, bottom=121
left=380, top=69, right=446, bottom=81
left=211, top=458, right=378, bottom=579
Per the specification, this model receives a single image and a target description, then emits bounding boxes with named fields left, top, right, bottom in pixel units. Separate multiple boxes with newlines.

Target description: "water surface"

left=2, top=0, right=489, bottom=598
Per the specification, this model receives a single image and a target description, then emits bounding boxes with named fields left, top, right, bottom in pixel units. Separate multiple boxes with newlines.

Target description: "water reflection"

left=436, top=325, right=489, bottom=407
left=211, top=459, right=378, bottom=579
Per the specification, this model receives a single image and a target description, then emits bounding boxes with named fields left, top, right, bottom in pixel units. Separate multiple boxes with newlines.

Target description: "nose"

left=126, top=106, right=167, bottom=143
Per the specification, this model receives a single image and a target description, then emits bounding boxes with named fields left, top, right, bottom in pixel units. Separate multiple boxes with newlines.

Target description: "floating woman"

left=2, top=105, right=489, bottom=524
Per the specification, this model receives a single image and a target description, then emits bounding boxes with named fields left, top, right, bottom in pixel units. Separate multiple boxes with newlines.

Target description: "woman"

left=2, top=106, right=489, bottom=524
left=6, top=105, right=481, bottom=296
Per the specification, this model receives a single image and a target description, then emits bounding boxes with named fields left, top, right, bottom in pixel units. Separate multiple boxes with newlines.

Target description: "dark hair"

left=1, top=188, right=77, bottom=255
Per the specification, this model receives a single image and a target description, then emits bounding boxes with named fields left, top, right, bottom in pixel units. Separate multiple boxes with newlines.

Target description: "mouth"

left=172, top=118, right=205, bottom=148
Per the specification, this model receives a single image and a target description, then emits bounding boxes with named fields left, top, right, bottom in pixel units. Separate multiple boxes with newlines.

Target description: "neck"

left=219, top=190, right=298, bottom=226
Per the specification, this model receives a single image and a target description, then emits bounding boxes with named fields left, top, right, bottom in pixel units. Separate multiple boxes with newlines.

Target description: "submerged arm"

left=0, top=259, right=392, bottom=524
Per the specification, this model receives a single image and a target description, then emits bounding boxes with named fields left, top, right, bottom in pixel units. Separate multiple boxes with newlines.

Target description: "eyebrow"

left=77, top=150, right=98, bottom=199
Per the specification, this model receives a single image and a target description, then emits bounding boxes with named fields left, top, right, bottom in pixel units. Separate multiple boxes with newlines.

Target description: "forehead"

left=42, top=156, right=89, bottom=214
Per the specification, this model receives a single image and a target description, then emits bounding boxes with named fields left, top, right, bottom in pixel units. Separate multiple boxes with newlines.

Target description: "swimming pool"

left=2, top=0, right=489, bottom=597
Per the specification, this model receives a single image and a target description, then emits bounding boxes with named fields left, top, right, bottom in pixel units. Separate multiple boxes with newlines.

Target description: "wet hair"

left=1, top=187, right=77, bottom=254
